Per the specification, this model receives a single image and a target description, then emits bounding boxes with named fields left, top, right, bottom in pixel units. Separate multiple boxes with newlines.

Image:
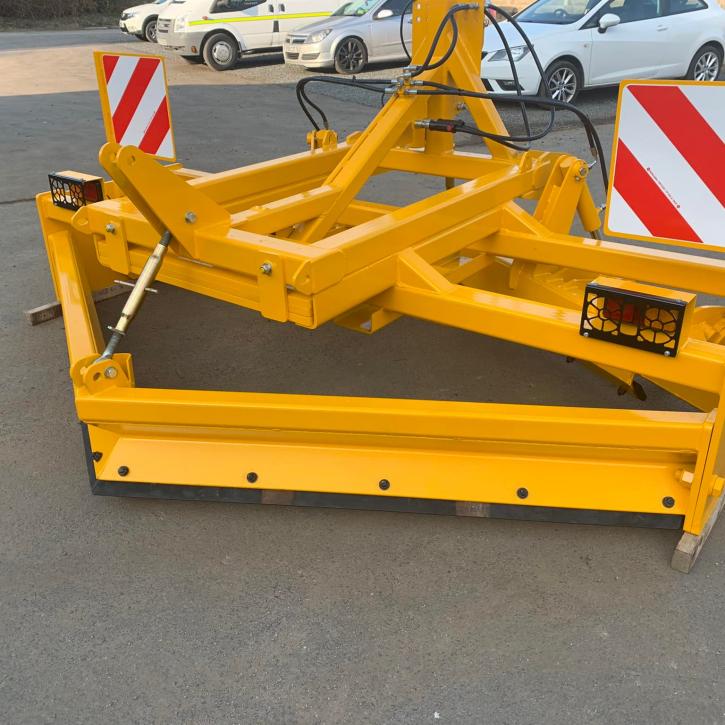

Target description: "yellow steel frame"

left=36, top=0, right=725, bottom=568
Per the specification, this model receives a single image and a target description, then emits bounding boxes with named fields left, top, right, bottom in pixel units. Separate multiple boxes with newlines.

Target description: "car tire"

left=541, top=59, right=581, bottom=104
left=334, top=37, right=367, bottom=74
left=181, top=55, right=203, bottom=64
left=134, top=33, right=145, bottom=41
left=143, top=16, right=158, bottom=43
left=203, top=33, right=239, bottom=71
left=686, top=44, right=722, bottom=82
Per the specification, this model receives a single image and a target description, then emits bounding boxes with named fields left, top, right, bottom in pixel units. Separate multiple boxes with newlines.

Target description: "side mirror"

left=375, top=7, right=394, bottom=18
left=598, top=13, right=620, bottom=33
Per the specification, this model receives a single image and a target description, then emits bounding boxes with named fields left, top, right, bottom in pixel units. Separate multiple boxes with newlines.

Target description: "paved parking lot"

left=0, top=27, right=624, bottom=129
left=2, top=28, right=725, bottom=725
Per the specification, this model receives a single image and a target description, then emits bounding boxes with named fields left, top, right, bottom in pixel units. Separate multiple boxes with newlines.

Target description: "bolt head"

left=92, top=451, right=103, bottom=462
left=664, top=350, right=671, bottom=357
left=379, top=479, right=390, bottom=491
left=662, top=496, right=675, bottom=509
left=582, top=331, right=590, bottom=338
left=184, top=211, right=197, bottom=224
left=117, top=465, right=129, bottom=477
left=260, top=262, right=273, bottom=276
left=516, top=487, right=528, bottom=499
left=246, top=472, right=258, bottom=483
left=104, top=366, right=118, bottom=379
left=105, top=223, right=116, bottom=234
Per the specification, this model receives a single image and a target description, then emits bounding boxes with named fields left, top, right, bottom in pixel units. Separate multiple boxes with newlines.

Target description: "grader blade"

left=36, top=0, right=725, bottom=571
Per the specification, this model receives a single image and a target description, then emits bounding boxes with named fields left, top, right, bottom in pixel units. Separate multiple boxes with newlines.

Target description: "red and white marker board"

left=605, top=80, right=724, bottom=250
left=93, top=51, right=176, bottom=162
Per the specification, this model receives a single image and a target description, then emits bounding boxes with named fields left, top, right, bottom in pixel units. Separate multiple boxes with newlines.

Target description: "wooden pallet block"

left=671, top=492, right=725, bottom=573
left=25, top=284, right=128, bottom=325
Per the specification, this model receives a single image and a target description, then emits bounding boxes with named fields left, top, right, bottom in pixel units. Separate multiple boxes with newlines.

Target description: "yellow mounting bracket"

left=307, top=129, right=338, bottom=151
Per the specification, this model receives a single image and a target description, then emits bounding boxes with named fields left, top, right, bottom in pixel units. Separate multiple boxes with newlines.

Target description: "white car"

left=284, top=0, right=412, bottom=74
left=120, top=0, right=176, bottom=42
left=481, top=0, right=725, bottom=103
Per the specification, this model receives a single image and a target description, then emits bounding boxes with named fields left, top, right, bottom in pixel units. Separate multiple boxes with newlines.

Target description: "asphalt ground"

left=2, top=28, right=725, bottom=725
left=0, top=27, right=624, bottom=127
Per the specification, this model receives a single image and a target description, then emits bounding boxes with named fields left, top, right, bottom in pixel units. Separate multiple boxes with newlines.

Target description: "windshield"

left=516, top=0, right=601, bottom=24
left=332, top=0, right=377, bottom=16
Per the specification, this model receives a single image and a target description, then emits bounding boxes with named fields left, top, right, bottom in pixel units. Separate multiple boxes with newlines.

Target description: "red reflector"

left=82, top=181, right=102, bottom=203
left=603, top=298, right=640, bottom=325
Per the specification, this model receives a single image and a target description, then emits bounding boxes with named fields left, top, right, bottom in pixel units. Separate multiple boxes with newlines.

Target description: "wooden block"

left=25, top=284, right=129, bottom=326
left=455, top=501, right=491, bottom=518
left=91, top=284, right=131, bottom=303
left=671, top=491, right=725, bottom=573
left=25, top=301, right=63, bottom=326
left=260, top=489, right=295, bottom=506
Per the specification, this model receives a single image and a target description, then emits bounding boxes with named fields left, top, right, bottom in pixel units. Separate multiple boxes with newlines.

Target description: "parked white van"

left=157, top=0, right=337, bottom=69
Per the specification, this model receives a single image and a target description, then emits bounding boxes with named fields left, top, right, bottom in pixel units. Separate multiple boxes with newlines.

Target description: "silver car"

left=284, top=0, right=412, bottom=74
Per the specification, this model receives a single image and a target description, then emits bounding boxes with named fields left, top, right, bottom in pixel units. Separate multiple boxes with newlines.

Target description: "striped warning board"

left=93, top=51, right=176, bottom=162
left=605, top=80, right=724, bottom=250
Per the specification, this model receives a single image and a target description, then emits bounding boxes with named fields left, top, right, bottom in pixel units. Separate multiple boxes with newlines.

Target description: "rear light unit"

left=580, top=276, right=694, bottom=357
left=48, top=171, right=104, bottom=211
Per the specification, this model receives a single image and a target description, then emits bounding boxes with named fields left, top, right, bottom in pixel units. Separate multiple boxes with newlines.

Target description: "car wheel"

left=687, top=44, right=722, bottom=82
left=334, top=37, right=367, bottom=74
left=542, top=59, right=581, bottom=104
left=181, top=55, right=203, bottom=64
left=143, top=17, right=158, bottom=43
left=203, top=33, right=239, bottom=71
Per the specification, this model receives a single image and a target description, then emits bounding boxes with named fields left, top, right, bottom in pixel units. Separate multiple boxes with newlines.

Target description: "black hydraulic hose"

left=413, top=0, right=606, bottom=184
left=294, top=1, right=607, bottom=189
left=488, top=3, right=550, bottom=98
left=411, top=80, right=551, bottom=143
left=422, top=117, right=530, bottom=151
left=400, top=0, right=468, bottom=69
left=294, top=77, right=606, bottom=187
left=296, top=82, right=327, bottom=131
left=400, top=0, right=413, bottom=61
left=296, top=76, right=395, bottom=130
left=486, top=3, right=556, bottom=151
left=408, top=84, right=608, bottom=187
left=484, top=4, right=557, bottom=153
left=414, top=13, right=459, bottom=75
left=410, top=5, right=471, bottom=77
left=483, top=8, right=531, bottom=144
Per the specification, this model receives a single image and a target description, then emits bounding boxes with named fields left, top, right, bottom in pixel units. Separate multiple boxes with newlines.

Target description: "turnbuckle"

left=96, top=230, right=172, bottom=361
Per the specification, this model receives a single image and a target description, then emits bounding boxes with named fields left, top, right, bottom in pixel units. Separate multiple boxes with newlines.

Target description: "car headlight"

left=488, top=45, right=530, bottom=62
left=174, top=16, right=187, bottom=31
left=121, top=10, right=137, bottom=18
left=307, top=29, right=332, bottom=44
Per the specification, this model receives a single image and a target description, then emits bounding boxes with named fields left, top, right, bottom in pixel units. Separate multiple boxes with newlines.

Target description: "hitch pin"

left=96, top=230, right=172, bottom=361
